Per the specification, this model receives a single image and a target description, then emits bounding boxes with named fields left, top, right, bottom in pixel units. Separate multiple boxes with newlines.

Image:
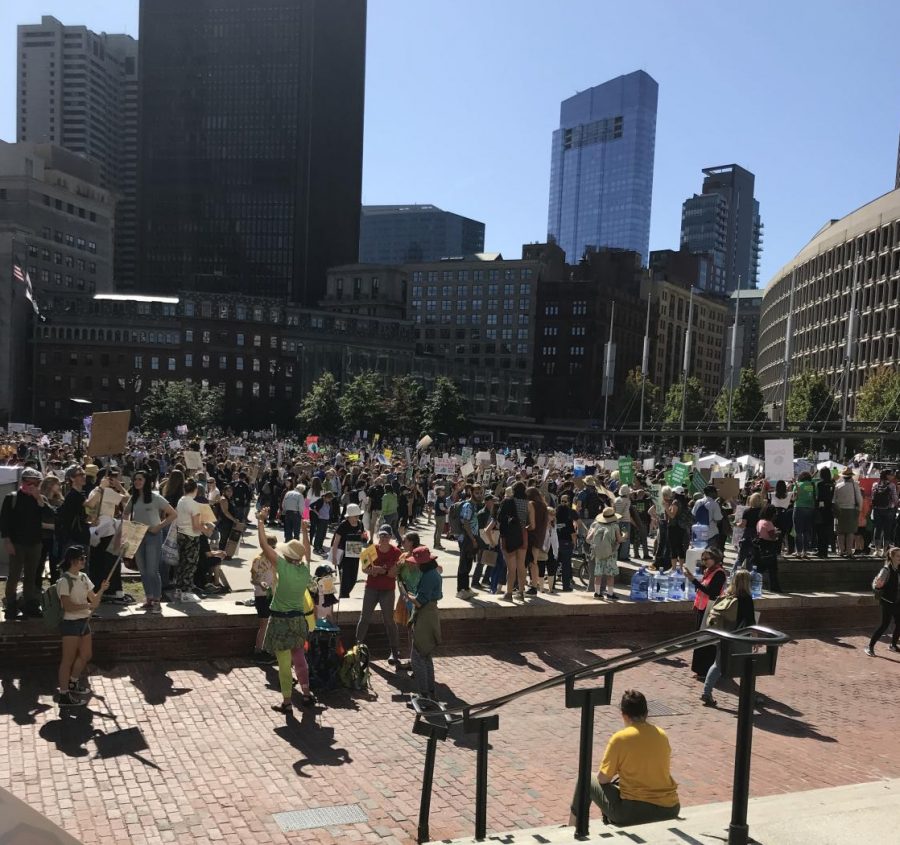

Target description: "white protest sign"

left=228, top=446, right=246, bottom=457
left=643, top=458, right=655, bottom=471
left=62, top=432, right=73, bottom=445
left=183, top=451, right=203, bottom=471
left=169, top=439, right=182, bottom=451
left=460, top=462, right=475, bottom=477
left=476, top=451, right=491, bottom=466
left=434, top=458, right=455, bottom=475
left=817, top=452, right=830, bottom=461
left=603, top=459, right=619, bottom=471
left=764, top=439, right=793, bottom=481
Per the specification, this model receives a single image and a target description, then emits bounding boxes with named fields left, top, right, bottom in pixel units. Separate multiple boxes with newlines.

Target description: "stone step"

left=432, top=778, right=900, bottom=845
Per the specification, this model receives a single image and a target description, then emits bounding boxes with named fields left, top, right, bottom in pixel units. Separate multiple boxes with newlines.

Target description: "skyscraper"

left=137, top=0, right=366, bottom=304
left=359, top=205, right=485, bottom=263
left=17, top=16, right=138, bottom=289
left=547, top=70, right=658, bottom=265
left=680, top=164, right=763, bottom=295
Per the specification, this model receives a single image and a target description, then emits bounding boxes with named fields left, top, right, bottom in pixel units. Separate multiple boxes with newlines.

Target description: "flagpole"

left=679, top=286, right=695, bottom=453
left=725, top=275, right=742, bottom=456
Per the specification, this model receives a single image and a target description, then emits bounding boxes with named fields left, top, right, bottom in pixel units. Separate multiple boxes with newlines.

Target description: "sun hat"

left=840, top=467, right=854, bottom=477
left=598, top=506, right=617, bottom=523
left=618, top=484, right=631, bottom=497
left=673, top=485, right=685, bottom=495
left=345, top=503, right=363, bottom=517
left=275, top=539, right=306, bottom=561
left=409, top=545, right=437, bottom=565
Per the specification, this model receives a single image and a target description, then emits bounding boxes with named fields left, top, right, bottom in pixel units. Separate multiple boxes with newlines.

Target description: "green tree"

left=662, top=377, right=705, bottom=425
left=422, top=377, right=469, bottom=438
left=715, top=368, right=766, bottom=423
left=384, top=375, right=426, bottom=440
left=141, top=380, right=224, bottom=432
left=855, top=367, right=900, bottom=422
left=620, top=366, right=660, bottom=424
left=338, top=371, right=388, bottom=437
left=786, top=370, right=839, bottom=423
left=295, top=371, right=341, bottom=436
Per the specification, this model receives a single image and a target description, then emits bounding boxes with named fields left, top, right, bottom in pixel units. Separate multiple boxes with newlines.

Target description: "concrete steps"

left=433, top=778, right=900, bottom=845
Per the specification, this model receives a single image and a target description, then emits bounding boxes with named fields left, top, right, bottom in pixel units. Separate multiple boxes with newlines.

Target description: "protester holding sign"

left=124, top=471, right=176, bottom=614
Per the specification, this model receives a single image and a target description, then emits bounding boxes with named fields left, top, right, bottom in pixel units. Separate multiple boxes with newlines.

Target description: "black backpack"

left=872, top=482, right=892, bottom=509
left=306, top=627, right=343, bottom=692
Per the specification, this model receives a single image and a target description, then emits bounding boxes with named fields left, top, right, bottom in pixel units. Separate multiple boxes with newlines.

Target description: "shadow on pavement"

left=127, top=664, right=193, bottom=706
left=274, top=709, right=353, bottom=777
left=0, top=673, right=54, bottom=726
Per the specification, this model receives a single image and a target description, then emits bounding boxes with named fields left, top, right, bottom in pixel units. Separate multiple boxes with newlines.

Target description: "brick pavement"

left=1, top=629, right=898, bottom=845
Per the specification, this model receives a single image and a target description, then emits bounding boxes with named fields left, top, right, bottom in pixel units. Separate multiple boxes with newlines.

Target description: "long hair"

left=40, top=475, right=64, bottom=506
left=162, top=469, right=184, bottom=502
left=130, top=470, right=153, bottom=505
left=728, top=568, right=751, bottom=598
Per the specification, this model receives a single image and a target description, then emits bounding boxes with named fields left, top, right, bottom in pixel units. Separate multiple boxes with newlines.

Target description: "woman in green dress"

left=256, top=506, right=315, bottom=714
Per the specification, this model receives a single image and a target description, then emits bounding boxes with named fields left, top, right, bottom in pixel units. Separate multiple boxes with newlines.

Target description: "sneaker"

left=180, top=592, right=201, bottom=603
left=57, top=691, right=85, bottom=707
left=502, top=593, right=514, bottom=602
left=593, top=592, right=605, bottom=600
left=149, top=603, right=162, bottom=615
left=525, top=586, right=538, bottom=596
left=69, top=678, right=91, bottom=695
left=387, top=655, right=398, bottom=665
left=606, top=593, right=618, bottom=601
left=863, top=646, right=875, bottom=657
left=700, top=693, right=718, bottom=707
left=139, top=601, right=153, bottom=611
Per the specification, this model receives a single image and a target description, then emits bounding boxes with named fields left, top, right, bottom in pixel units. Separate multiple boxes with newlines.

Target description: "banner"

left=87, top=410, right=130, bottom=456
left=618, top=457, right=634, bottom=485
left=764, top=438, right=793, bottom=481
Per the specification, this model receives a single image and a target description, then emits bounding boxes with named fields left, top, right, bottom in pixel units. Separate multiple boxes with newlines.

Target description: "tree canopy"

left=295, top=371, right=341, bottom=436
left=141, top=380, right=224, bottom=432
left=855, top=367, right=900, bottom=422
left=715, top=368, right=766, bottom=423
left=618, top=366, right=660, bottom=424
left=786, top=370, right=839, bottom=423
left=662, top=377, right=705, bottom=425
left=421, top=377, right=469, bottom=438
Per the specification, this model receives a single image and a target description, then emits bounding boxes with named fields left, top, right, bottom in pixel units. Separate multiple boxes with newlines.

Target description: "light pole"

left=725, top=276, right=742, bottom=456
left=679, top=286, right=695, bottom=453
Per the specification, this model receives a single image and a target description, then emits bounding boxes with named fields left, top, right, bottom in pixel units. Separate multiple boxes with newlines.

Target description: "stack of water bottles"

left=630, top=562, right=698, bottom=602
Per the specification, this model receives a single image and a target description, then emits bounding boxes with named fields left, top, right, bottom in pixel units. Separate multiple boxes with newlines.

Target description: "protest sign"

left=228, top=446, right=246, bottom=457
left=712, top=477, right=740, bottom=501
left=100, top=488, right=126, bottom=518
left=119, top=522, right=149, bottom=559
left=416, top=435, right=433, bottom=450
left=6, top=422, right=27, bottom=433
left=476, top=451, right=492, bottom=466
left=198, top=504, right=218, bottom=525
left=603, top=459, right=618, bottom=471
left=618, top=457, right=634, bottom=485
left=433, top=458, right=455, bottom=475
left=176, top=424, right=188, bottom=436
left=183, top=451, right=203, bottom=470
left=642, top=457, right=655, bottom=471
left=383, top=448, right=393, bottom=461
left=62, top=432, right=73, bottom=445
left=168, top=439, right=182, bottom=451
left=669, top=462, right=691, bottom=487
left=817, top=452, right=830, bottom=461
left=87, top=410, right=130, bottom=456
left=764, top=438, right=793, bottom=481
left=573, top=458, right=585, bottom=477
left=460, top=462, right=475, bottom=478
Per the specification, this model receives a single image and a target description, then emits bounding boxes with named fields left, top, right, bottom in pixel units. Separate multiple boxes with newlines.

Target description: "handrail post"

left=413, top=713, right=450, bottom=844
left=464, top=714, right=500, bottom=841
left=727, top=655, right=757, bottom=845
left=566, top=674, right=612, bottom=839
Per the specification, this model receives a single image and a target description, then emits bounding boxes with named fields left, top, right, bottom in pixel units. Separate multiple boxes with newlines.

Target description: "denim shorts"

left=254, top=596, right=272, bottom=618
left=60, top=618, right=91, bottom=637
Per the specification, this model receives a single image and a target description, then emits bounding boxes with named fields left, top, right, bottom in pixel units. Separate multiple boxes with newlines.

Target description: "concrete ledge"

left=0, top=590, right=880, bottom=667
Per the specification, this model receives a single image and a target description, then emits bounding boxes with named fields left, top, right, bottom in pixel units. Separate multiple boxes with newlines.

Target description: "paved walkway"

left=1, top=628, right=897, bottom=845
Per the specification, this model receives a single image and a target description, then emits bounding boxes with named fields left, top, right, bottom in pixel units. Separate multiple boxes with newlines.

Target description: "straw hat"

left=275, top=540, right=306, bottom=561
left=840, top=466, right=854, bottom=477
left=597, top=507, right=618, bottom=523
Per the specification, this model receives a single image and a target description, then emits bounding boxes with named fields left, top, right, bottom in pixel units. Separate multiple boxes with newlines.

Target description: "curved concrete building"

left=758, top=189, right=900, bottom=418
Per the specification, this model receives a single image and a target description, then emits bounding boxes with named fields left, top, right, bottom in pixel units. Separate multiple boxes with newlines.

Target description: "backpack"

left=41, top=573, right=76, bottom=630
left=872, top=482, right=892, bottom=509
left=706, top=595, right=739, bottom=630
left=693, top=500, right=710, bottom=527
left=339, top=643, right=371, bottom=690
left=675, top=498, right=693, bottom=532
left=448, top=500, right=465, bottom=537
left=306, top=626, right=344, bottom=692
left=588, top=522, right=617, bottom=560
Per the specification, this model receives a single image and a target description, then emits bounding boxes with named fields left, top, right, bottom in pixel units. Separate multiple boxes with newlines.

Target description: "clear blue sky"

left=3, top=0, right=899, bottom=287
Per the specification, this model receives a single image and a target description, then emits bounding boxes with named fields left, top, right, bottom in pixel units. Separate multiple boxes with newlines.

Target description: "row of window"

left=411, top=269, right=534, bottom=283
left=541, top=346, right=586, bottom=357
left=415, top=314, right=531, bottom=327
left=40, top=378, right=292, bottom=402
left=411, top=283, right=531, bottom=299
left=544, top=326, right=586, bottom=337
left=543, top=301, right=588, bottom=316
left=28, top=244, right=97, bottom=272
left=40, top=197, right=100, bottom=225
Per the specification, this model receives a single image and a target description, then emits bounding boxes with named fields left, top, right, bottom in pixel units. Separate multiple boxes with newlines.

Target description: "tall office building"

left=680, top=164, right=762, bottom=295
left=17, top=17, right=138, bottom=290
left=359, top=205, right=485, bottom=263
left=547, top=70, right=658, bottom=265
left=137, top=0, right=366, bottom=305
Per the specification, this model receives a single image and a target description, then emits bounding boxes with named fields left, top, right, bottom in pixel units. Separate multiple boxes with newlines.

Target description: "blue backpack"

left=693, top=501, right=710, bottom=527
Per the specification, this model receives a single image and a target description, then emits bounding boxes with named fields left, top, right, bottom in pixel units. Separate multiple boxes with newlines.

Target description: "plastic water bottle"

left=669, top=565, right=686, bottom=601
left=654, top=569, right=670, bottom=602
left=687, top=563, right=702, bottom=602
left=691, top=523, right=709, bottom=549
left=630, top=565, right=650, bottom=602
left=750, top=566, right=763, bottom=599
left=647, top=568, right=657, bottom=600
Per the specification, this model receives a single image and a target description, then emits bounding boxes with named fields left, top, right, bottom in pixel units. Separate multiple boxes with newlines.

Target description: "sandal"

left=300, top=693, right=317, bottom=707
left=271, top=700, right=292, bottom=714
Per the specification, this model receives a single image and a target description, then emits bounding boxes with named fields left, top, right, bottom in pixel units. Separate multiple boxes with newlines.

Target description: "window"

left=168, top=357, right=176, bottom=371
left=235, top=380, right=243, bottom=395
left=236, top=332, right=244, bottom=346
left=219, top=356, right=227, bottom=369
left=219, top=304, right=229, bottom=319
left=151, top=357, right=159, bottom=370
left=184, top=301, right=194, bottom=317
left=270, top=336, right=278, bottom=349
left=202, top=331, right=210, bottom=343
left=185, top=354, right=193, bottom=367
left=269, top=307, right=280, bottom=322
left=185, top=330, right=193, bottom=342
left=134, top=355, right=143, bottom=368
left=236, top=304, right=246, bottom=320
left=202, top=355, right=210, bottom=368
left=236, top=356, right=244, bottom=371
left=572, top=301, right=587, bottom=316
left=87, top=241, right=96, bottom=253
left=268, top=385, right=276, bottom=398
left=253, top=335, right=261, bottom=347
left=253, top=358, right=260, bottom=372
left=252, top=382, right=260, bottom=398
left=253, top=307, right=264, bottom=322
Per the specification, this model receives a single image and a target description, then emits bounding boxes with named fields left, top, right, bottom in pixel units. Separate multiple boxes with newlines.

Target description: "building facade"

left=137, top=0, right=366, bottom=305
left=359, top=205, right=485, bottom=264
left=725, top=288, right=763, bottom=387
left=321, top=265, right=408, bottom=320
left=29, top=291, right=418, bottom=430
left=17, top=16, right=139, bottom=289
left=533, top=249, right=646, bottom=429
left=757, top=189, right=900, bottom=419
left=680, top=164, right=762, bottom=295
left=642, top=277, right=729, bottom=408
left=547, top=70, right=658, bottom=265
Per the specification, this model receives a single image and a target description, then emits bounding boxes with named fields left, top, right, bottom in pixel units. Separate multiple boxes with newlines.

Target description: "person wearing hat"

left=833, top=467, right=862, bottom=557
left=256, top=506, right=315, bottom=714
left=406, top=545, right=443, bottom=704
left=587, top=507, right=622, bottom=600
left=356, top=525, right=404, bottom=666
left=1, top=467, right=46, bottom=619
left=331, top=502, right=368, bottom=598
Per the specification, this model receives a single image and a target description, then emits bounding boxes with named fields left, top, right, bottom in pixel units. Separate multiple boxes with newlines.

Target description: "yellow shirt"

left=599, top=722, right=679, bottom=807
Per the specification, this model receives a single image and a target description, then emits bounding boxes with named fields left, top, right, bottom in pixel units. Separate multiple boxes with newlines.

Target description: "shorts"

left=60, top=618, right=91, bottom=637
left=254, top=596, right=272, bottom=618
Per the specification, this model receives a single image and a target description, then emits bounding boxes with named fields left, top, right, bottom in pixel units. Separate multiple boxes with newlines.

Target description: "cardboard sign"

left=168, top=439, right=182, bottom=451
left=198, top=504, right=218, bottom=525
left=228, top=446, right=246, bottom=457
left=87, top=410, right=131, bottom=456
left=434, top=458, right=455, bottom=475
left=460, top=462, right=475, bottom=477
left=416, top=435, right=433, bottom=450
left=100, top=488, right=127, bottom=518
left=119, top=521, right=149, bottom=559
left=712, top=477, right=740, bottom=501
left=183, top=451, right=203, bottom=471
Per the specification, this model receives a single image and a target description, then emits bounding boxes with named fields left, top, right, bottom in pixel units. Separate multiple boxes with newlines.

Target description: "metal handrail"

left=411, top=624, right=790, bottom=845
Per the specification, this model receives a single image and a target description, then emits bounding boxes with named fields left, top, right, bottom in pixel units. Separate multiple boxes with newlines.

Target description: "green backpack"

left=41, top=573, right=76, bottom=630
left=339, top=643, right=371, bottom=690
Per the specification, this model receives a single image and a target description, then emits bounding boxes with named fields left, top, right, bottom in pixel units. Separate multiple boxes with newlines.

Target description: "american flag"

left=12, top=262, right=41, bottom=318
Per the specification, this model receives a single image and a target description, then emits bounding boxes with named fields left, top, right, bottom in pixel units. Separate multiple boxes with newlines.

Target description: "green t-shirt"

left=269, top=556, right=311, bottom=612
left=795, top=480, right=815, bottom=509
left=381, top=490, right=398, bottom=516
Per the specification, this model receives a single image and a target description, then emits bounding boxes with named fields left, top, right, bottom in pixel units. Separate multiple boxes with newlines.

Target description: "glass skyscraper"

left=547, top=70, right=658, bottom=266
